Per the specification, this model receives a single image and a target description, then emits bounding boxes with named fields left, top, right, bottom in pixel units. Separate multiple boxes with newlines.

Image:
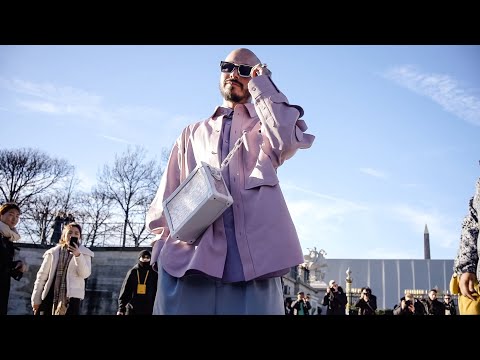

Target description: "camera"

left=405, top=300, right=412, bottom=307
left=69, top=236, right=79, bottom=247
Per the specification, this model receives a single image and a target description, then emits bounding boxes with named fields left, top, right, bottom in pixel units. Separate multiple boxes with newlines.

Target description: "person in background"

left=146, top=48, right=315, bottom=315
left=322, top=279, right=347, bottom=315
left=305, top=293, right=313, bottom=314
left=291, top=291, right=311, bottom=315
left=355, top=286, right=377, bottom=315
left=393, top=293, right=425, bottom=315
left=117, top=250, right=158, bottom=315
left=443, top=293, right=457, bottom=315
left=421, top=288, right=445, bottom=315
left=0, top=202, right=27, bottom=315
left=453, top=172, right=479, bottom=304
left=31, top=222, right=94, bottom=315
left=64, top=213, right=75, bottom=226
left=50, top=211, right=64, bottom=245
left=284, top=296, right=293, bottom=315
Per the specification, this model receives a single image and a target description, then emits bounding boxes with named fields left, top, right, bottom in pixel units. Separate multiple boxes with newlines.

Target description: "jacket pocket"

left=244, top=147, right=279, bottom=189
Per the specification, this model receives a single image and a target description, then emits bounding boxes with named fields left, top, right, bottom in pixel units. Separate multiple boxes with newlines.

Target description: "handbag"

left=449, top=273, right=480, bottom=315
left=162, top=131, right=246, bottom=244
left=54, top=300, right=68, bottom=315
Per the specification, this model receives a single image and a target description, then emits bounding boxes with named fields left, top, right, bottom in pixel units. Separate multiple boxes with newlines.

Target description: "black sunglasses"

left=220, top=61, right=253, bottom=78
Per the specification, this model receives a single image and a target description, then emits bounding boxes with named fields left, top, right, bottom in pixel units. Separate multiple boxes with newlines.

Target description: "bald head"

left=219, top=48, right=263, bottom=107
left=224, top=48, right=261, bottom=67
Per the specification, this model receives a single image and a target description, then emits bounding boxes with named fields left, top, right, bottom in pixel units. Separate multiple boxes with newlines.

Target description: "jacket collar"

left=210, top=103, right=256, bottom=120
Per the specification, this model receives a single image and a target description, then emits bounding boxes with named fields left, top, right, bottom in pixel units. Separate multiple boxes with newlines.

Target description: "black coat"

left=118, top=263, right=158, bottom=315
left=355, top=294, right=377, bottom=315
left=322, top=286, right=347, bottom=315
left=0, top=235, right=20, bottom=315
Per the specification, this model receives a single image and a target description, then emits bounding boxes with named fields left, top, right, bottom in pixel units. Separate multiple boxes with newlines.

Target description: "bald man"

left=147, top=48, right=315, bottom=314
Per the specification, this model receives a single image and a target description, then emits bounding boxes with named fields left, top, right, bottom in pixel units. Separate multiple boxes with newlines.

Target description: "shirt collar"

left=210, top=103, right=256, bottom=120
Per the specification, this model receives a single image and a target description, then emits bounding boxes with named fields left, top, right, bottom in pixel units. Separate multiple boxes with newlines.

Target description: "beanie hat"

left=138, top=250, right=151, bottom=258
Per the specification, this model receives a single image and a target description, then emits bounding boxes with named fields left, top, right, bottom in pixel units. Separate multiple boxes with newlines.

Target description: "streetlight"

left=345, top=267, right=352, bottom=315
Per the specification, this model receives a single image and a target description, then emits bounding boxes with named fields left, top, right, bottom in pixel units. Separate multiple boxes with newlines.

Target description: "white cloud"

left=98, top=134, right=133, bottom=145
left=1, top=77, right=194, bottom=135
left=385, top=65, right=480, bottom=126
left=282, top=184, right=369, bottom=255
left=2, top=78, right=102, bottom=105
left=360, top=167, right=387, bottom=178
left=17, top=100, right=62, bottom=114
left=391, top=204, right=458, bottom=249
left=282, top=183, right=368, bottom=210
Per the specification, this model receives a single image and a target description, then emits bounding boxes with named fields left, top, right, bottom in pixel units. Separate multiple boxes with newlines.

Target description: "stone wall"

left=8, top=244, right=151, bottom=315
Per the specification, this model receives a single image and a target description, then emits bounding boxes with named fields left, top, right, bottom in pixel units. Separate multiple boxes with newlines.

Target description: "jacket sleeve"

left=118, top=268, right=135, bottom=313
left=31, top=252, right=52, bottom=306
left=146, top=127, right=195, bottom=269
left=248, top=75, right=315, bottom=168
left=146, top=126, right=193, bottom=240
left=71, top=252, right=92, bottom=279
left=454, top=178, right=479, bottom=276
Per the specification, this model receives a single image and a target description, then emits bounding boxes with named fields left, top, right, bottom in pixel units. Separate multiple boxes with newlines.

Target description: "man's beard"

left=219, top=82, right=250, bottom=103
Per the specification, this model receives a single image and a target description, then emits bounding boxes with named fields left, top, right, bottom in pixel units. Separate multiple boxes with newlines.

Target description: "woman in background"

left=0, top=202, right=27, bottom=315
left=31, top=222, right=94, bottom=315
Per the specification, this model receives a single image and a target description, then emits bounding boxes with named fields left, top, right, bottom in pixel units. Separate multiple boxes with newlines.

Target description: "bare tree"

left=0, top=148, right=72, bottom=207
left=97, top=146, right=163, bottom=247
left=19, top=194, right=62, bottom=244
left=74, top=188, right=116, bottom=247
left=61, top=175, right=81, bottom=214
left=126, top=194, right=156, bottom=246
left=17, top=171, right=81, bottom=244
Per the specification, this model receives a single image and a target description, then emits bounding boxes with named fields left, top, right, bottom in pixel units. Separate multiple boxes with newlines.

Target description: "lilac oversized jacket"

left=147, top=75, right=315, bottom=282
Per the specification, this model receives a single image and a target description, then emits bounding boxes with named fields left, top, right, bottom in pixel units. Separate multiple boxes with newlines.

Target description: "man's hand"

left=250, top=63, right=272, bottom=78
left=459, top=272, right=478, bottom=300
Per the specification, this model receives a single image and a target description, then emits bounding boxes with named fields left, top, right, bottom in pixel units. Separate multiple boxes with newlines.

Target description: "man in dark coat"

left=50, top=212, right=64, bottom=244
left=322, top=279, right=347, bottom=315
left=117, top=250, right=158, bottom=315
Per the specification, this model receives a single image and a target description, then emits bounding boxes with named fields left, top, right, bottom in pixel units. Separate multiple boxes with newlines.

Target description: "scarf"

left=0, top=221, right=21, bottom=241
left=52, top=246, right=73, bottom=315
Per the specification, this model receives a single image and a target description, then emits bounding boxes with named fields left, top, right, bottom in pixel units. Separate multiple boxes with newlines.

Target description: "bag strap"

left=136, top=269, right=149, bottom=285
left=219, top=130, right=247, bottom=171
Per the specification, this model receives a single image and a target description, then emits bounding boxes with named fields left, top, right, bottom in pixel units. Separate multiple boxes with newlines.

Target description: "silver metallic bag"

left=162, top=132, right=245, bottom=245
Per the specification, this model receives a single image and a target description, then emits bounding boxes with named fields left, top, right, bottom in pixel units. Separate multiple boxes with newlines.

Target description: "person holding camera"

left=31, top=222, right=94, bottom=315
left=393, top=293, right=426, bottom=315
left=146, top=48, right=315, bottom=315
left=354, top=287, right=377, bottom=315
left=322, top=280, right=347, bottom=315
left=0, top=202, right=27, bottom=315
left=291, top=291, right=312, bottom=315
left=50, top=211, right=65, bottom=245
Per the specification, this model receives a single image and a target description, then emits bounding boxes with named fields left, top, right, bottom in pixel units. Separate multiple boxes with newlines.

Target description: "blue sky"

left=1, top=45, right=479, bottom=260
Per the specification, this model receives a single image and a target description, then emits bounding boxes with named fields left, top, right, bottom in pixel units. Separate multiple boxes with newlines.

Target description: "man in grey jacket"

left=453, top=170, right=479, bottom=302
